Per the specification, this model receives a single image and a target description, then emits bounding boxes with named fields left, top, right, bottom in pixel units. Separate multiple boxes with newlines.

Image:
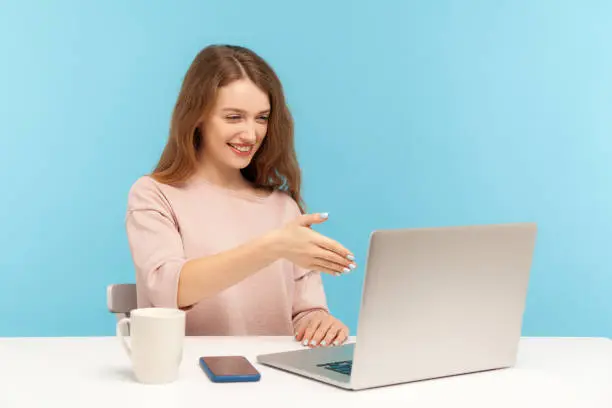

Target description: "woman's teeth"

left=228, top=144, right=252, bottom=152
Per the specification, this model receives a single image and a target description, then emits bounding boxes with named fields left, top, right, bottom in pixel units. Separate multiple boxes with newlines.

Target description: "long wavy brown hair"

left=151, top=44, right=305, bottom=213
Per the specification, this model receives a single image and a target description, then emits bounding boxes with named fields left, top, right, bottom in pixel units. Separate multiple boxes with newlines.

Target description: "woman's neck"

left=195, top=161, right=249, bottom=191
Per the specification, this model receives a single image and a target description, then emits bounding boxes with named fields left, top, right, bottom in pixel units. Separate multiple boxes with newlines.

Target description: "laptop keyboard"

left=317, top=360, right=353, bottom=376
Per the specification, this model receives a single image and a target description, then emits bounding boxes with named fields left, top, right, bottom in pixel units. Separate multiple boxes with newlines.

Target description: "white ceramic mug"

left=116, top=307, right=186, bottom=384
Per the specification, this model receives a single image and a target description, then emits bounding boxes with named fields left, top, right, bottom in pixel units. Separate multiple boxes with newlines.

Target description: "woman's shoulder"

left=271, top=189, right=303, bottom=219
left=128, top=174, right=193, bottom=197
left=129, top=174, right=157, bottom=191
left=127, top=174, right=177, bottom=212
left=128, top=174, right=162, bottom=199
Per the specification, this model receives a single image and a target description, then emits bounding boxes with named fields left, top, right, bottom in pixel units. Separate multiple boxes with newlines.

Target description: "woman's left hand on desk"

left=294, top=310, right=349, bottom=348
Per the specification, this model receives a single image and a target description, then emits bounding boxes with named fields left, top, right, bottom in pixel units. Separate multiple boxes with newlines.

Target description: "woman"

left=125, top=44, right=356, bottom=348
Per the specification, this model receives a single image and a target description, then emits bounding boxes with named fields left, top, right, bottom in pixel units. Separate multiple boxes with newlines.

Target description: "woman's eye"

left=226, top=115, right=241, bottom=121
left=257, top=115, right=269, bottom=122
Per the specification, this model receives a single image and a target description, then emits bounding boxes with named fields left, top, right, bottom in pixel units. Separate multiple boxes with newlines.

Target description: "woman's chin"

left=225, top=156, right=255, bottom=170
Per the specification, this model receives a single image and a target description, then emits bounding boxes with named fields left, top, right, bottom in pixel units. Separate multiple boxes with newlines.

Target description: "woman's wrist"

left=261, top=228, right=287, bottom=261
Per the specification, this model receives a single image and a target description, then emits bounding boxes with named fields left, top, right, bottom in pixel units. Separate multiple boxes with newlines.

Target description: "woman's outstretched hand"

left=272, top=213, right=356, bottom=276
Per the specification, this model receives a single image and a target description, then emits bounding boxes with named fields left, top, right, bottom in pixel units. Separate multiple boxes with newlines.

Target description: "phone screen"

left=200, top=356, right=260, bottom=376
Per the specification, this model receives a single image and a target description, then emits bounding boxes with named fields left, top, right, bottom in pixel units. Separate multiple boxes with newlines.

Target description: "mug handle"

left=116, top=317, right=131, bottom=357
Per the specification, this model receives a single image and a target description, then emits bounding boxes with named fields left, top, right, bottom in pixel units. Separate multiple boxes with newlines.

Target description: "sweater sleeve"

left=292, top=266, right=330, bottom=326
left=284, top=197, right=330, bottom=326
left=125, top=176, right=188, bottom=309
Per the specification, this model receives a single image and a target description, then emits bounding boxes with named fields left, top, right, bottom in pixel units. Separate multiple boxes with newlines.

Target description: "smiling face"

left=155, top=45, right=304, bottom=211
left=200, top=78, right=271, bottom=172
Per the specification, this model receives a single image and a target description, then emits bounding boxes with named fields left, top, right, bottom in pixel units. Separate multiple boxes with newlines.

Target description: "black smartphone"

left=199, top=356, right=261, bottom=383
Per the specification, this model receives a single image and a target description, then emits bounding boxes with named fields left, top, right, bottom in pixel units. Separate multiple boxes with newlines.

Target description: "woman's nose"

left=240, top=125, right=257, bottom=143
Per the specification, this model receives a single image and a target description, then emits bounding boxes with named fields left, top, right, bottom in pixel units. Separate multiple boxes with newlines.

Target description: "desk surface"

left=0, top=336, right=610, bottom=407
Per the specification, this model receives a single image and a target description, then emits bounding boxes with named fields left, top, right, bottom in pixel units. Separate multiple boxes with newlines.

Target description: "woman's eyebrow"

left=222, top=107, right=270, bottom=114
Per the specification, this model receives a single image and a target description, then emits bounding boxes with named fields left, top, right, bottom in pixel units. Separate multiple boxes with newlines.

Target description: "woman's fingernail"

left=343, top=268, right=350, bottom=273
left=303, top=339, right=309, bottom=346
left=320, top=340, right=327, bottom=346
left=335, top=272, right=341, bottom=277
left=349, top=263, right=356, bottom=269
left=333, top=340, right=339, bottom=346
left=310, top=340, right=317, bottom=346
left=347, top=254, right=355, bottom=261
left=319, top=212, right=328, bottom=219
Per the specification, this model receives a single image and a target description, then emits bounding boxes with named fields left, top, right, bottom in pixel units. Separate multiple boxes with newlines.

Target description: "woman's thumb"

left=294, top=212, right=329, bottom=227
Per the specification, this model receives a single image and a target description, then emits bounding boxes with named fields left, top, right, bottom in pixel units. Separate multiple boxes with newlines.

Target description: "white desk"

left=0, top=336, right=610, bottom=407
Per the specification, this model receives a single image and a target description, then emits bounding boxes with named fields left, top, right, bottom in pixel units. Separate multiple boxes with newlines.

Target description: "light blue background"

left=1, top=1, right=610, bottom=337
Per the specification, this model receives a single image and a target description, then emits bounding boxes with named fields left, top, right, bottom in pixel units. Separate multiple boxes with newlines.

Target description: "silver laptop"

left=257, top=223, right=538, bottom=390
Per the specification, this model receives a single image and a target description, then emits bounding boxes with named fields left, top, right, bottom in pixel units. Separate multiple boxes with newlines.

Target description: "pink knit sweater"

left=125, top=175, right=328, bottom=336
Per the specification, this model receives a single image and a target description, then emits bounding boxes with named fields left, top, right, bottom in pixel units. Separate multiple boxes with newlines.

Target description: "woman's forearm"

left=176, top=230, right=284, bottom=308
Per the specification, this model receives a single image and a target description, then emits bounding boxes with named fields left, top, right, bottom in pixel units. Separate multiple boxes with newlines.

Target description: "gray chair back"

left=107, top=284, right=137, bottom=334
